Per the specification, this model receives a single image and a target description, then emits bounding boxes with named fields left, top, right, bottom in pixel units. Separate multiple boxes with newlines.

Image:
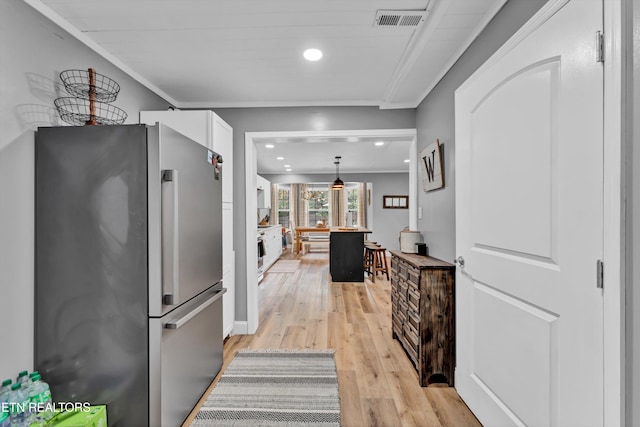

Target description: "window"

left=277, top=189, right=290, bottom=228
left=307, top=189, right=328, bottom=225
left=346, top=188, right=358, bottom=226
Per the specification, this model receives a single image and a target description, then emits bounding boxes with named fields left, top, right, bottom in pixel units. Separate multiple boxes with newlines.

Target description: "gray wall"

left=0, top=1, right=169, bottom=380
left=213, top=107, right=415, bottom=320
left=628, top=0, right=638, bottom=423
left=414, top=0, right=547, bottom=262
left=263, top=173, right=410, bottom=251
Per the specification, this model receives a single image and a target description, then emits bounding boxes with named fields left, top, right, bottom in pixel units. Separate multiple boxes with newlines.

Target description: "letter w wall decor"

left=420, top=139, right=444, bottom=192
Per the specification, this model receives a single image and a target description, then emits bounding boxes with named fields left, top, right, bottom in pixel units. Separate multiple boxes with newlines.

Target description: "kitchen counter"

left=258, top=224, right=281, bottom=231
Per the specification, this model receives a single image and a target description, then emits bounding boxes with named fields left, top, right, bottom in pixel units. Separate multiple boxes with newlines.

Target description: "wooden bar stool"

left=364, top=244, right=374, bottom=275
left=366, top=246, right=389, bottom=282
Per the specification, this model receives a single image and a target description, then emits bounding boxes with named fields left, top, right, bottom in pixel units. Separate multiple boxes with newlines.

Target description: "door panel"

left=472, top=284, right=558, bottom=427
left=160, top=125, right=223, bottom=310
left=471, top=60, right=558, bottom=259
left=455, top=1, right=603, bottom=426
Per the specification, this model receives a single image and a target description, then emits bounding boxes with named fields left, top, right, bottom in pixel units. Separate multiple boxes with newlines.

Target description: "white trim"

left=250, top=129, right=417, bottom=140
left=22, top=0, right=179, bottom=107
left=245, top=138, right=259, bottom=334
left=244, top=128, right=417, bottom=334
left=180, top=100, right=409, bottom=109
left=603, top=0, right=626, bottom=425
left=233, top=321, right=248, bottom=335
left=409, top=138, right=418, bottom=230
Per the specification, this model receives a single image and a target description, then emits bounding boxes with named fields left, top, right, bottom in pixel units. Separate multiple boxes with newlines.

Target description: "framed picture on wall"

left=420, top=139, right=444, bottom=192
left=383, top=195, right=408, bottom=209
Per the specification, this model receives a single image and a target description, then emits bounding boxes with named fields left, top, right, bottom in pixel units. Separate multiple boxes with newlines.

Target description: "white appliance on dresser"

left=140, top=110, right=236, bottom=339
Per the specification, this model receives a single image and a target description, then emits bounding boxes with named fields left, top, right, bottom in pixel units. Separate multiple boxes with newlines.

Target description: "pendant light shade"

left=332, top=156, right=344, bottom=189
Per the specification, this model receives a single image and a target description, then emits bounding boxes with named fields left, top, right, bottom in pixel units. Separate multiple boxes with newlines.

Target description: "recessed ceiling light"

left=284, top=164, right=291, bottom=168
left=265, top=144, right=274, bottom=148
left=286, top=168, right=292, bottom=172
left=404, top=159, right=410, bottom=163
left=303, top=48, right=323, bottom=61
left=276, top=156, right=284, bottom=160
left=375, top=141, right=384, bottom=146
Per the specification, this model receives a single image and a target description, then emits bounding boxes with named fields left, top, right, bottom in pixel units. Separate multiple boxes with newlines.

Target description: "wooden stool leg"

left=381, top=250, right=389, bottom=280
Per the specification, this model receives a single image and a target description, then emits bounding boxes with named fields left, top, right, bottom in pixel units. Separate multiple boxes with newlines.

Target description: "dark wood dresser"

left=389, top=251, right=455, bottom=386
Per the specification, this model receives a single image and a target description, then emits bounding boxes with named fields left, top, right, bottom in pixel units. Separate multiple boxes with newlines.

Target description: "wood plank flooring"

left=183, top=250, right=481, bottom=427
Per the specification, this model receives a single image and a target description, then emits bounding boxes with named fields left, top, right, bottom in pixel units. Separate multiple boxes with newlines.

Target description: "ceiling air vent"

left=374, top=10, right=427, bottom=28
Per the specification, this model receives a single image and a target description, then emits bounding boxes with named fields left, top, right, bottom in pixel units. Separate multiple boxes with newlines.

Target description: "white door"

left=455, top=1, right=603, bottom=426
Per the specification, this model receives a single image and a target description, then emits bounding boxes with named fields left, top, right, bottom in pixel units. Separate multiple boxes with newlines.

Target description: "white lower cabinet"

left=262, top=226, right=282, bottom=271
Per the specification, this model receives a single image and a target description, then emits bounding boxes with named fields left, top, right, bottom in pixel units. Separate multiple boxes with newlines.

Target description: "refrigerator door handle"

left=162, top=169, right=179, bottom=305
left=165, top=288, right=227, bottom=330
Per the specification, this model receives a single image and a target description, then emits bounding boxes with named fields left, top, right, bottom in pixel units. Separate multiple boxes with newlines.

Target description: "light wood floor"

left=183, top=249, right=481, bottom=427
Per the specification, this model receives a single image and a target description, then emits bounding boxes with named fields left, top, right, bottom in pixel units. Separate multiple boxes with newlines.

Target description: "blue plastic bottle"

left=29, top=373, right=53, bottom=425
left=16, top=371, right=28, bottom=385
left=0, top=380, right=11, bottom=427
left=8, top=382, right=30, bottom=426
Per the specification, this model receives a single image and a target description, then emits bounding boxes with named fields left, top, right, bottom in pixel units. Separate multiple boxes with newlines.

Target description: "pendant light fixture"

left=332, top=156, right=344, bottom=190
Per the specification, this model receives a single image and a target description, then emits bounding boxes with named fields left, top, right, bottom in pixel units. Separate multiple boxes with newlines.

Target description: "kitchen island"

left=329, top=226, right=371, bottom=282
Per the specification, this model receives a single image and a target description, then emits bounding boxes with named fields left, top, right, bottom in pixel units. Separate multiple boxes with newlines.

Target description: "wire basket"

left=54, top=97, right=128, bottom=126
left=59, top=69, right=121, bottom=103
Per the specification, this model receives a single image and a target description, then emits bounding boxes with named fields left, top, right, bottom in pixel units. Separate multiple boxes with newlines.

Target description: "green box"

left=46, top=405, right=107, bottom=427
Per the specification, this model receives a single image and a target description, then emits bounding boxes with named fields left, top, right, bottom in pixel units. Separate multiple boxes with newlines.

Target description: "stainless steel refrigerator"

left=35, top=124, right=225, bottom=426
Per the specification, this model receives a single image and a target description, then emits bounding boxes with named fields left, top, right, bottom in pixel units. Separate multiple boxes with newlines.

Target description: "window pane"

left=278, top=212, right=289, bottom=228
left=347, top=189, right=358, bottom=210
left=277, top=189, right=290, bottom=227
left=278, top=189, right=289, bottom=210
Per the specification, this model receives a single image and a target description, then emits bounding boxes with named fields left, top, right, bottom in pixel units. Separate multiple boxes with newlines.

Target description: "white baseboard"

left=233, top=321, right=249, bottom=335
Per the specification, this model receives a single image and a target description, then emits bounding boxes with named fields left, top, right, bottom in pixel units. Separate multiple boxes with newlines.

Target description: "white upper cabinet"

left=256, top=175, right=271, bottom=209
left=211, top=115, right=233, bottom=204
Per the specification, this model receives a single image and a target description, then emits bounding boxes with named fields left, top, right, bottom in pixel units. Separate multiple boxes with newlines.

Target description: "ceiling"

left=25, top=0, right=507, bottom=172
left=254, top=133, right=414, bottom=175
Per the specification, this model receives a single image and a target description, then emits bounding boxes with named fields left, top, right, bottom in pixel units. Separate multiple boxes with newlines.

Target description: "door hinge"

left=596, top=31, right=604, bottom=63
left=596, top=259, right=604, bottom=289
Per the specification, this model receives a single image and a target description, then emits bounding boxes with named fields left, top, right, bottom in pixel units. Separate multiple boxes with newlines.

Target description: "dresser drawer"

left=407, top=288, right=420, bottom=309
left=407, top=309, right=420, bottom=331
left=408, top=267, right=420, bottom=288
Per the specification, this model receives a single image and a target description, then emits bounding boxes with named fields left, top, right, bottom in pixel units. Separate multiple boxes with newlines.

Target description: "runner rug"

left=190, top=349, right=340, bottom=426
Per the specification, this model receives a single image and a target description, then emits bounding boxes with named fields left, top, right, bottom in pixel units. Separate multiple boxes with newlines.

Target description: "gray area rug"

left=190, top=349, right=340, bottom=426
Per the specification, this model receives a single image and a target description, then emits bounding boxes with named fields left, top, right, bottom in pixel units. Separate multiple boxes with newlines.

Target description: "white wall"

left=413, top=0, right=547, bottom=262
left=0, top=1, right=168, bottom=380
left=263, top=172, right=410, bottom=251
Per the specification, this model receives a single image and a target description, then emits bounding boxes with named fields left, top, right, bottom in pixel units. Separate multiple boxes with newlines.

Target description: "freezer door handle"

left=162, top=169, right=179, bottom=305
left=165, top=288, right=227, bottom=330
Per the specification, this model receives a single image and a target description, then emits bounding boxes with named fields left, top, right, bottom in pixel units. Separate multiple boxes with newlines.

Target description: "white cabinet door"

left=211, top=114, right=233, bottom=204
left=222, top=203, right=235, bottom=338
left=263, top=180, right=271, bottom=209
left=257, top=175, right=271, bottom=209
left=139, top=110, right=211, bottom=149
left=262, top=226, right=282, bottom=270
